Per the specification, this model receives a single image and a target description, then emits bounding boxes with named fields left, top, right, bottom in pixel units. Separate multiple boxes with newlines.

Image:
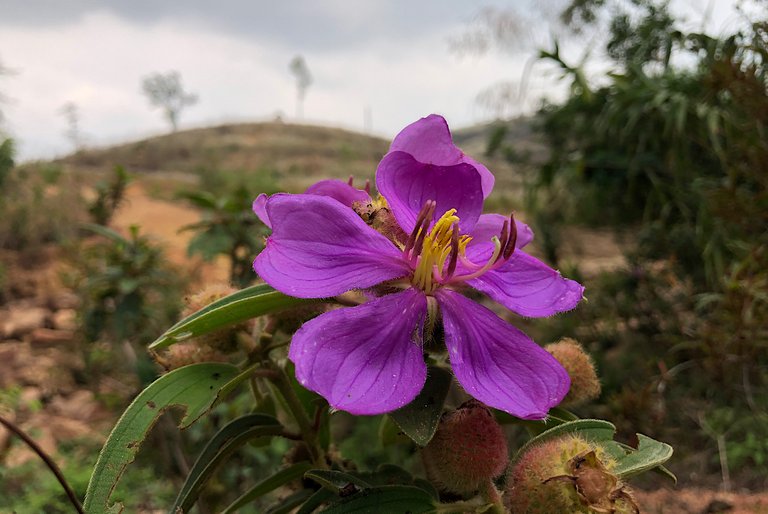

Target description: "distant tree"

left=0, top=57, right=12, bottom=125
left=141, top=71, right=198, bottom=132
left=289, top=55, right=312, bottom=118
left=60, top=101, right=83, bottom=151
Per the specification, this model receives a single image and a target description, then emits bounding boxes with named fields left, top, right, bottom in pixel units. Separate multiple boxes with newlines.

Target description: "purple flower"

left=253, top=114, right=584, bottom=419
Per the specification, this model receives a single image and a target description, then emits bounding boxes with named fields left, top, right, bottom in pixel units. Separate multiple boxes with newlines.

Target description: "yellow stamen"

left=412, top=209, right=468, bottom=293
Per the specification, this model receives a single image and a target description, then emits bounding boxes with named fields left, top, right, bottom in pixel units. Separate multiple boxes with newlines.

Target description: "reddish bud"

left=421, top=400, right=508, bottom=495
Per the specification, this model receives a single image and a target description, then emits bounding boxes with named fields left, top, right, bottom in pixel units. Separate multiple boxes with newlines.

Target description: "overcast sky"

left=0, top=0, right=746, bottom=161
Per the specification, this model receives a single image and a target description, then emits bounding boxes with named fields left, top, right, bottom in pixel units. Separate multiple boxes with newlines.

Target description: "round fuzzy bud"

left=506, top=434, right=638, bottom=514
left=421, top=400, right=508, bottom=495
left=152, top=342, right=227, bottom=370
left=183, top=283, right=249, bottom=352
left=546, top=338, right=601, bottom=407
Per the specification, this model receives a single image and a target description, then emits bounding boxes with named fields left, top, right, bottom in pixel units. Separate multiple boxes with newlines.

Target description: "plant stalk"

left=269, top=365, right=326, bottom=468
left=0, top=414, right=85, bottom=514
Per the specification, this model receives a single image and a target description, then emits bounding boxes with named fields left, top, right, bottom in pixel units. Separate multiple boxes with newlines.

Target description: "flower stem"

left=269, top=364, right=327, bottom=468
left=479, top=480, right=505, bottom=514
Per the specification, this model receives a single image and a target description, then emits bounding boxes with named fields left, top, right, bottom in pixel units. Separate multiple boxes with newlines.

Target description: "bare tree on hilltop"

left=289, top=55, right=312, bottom=119
left=141, top=71, right=198, bottom=132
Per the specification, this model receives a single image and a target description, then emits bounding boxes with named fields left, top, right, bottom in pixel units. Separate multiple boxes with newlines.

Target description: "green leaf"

left=220, top=462, right=313, bottom=514
left=171, top=413, right=286, bottom=513
left=83, top=363, right=239, bottom=513
left=611, top=433, right=674, bottom=479
left=320, top=485, right=437, bottom=513
left=80, top=223, right=130, bottom=245
left=296, top=488, right=336, bottom=514
left=149, top=283, right=314, bottom=350
left=379, top=415, right=409, bottom=446
left=652, top=464, right=678, bottom=484
left=267, top=489, right=315, bottom=514
left=515, top=419, right=616, bottom=461
left=389, top=366, right=452, bottom=446
left=304, top=469, right=372, bottom=494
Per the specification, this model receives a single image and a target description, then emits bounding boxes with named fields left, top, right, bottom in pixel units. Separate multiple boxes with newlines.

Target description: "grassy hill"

left=56, top=120, right=533, bottom=203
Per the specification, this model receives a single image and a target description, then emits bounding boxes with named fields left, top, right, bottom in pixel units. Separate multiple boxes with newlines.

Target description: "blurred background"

left=1, top=0, right=766, bottom=512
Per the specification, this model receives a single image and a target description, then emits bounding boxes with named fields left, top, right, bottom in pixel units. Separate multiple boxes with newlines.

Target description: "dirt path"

left=112, top=181, right=230, bottom=284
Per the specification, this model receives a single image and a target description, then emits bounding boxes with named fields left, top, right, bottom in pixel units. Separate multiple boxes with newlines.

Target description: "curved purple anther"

left=347, top=175, right=354, bottom=186
left=446, top=224, right=460, bottom=279
left=411, top=201, right=436, bottom=259
left=404, top=200, right=436, bottom=258
left=496, top=218, right=510, bottom=264
left=503, top=213, right=517, bottom=260
left=364, top=179, right=371, bottom=194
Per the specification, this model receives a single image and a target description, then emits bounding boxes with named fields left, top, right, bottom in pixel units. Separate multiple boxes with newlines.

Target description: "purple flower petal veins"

left=466, top=251, right=585, bottom=318
left=289, top=288, right=428, bottom=415
left=376, top=151, right=484, bottom=234
left=390, top=114, right=495, bottom=198
left=436, top=289, right=570, bottom=419
left=304, top=178, right=371, bottom=207
left=253, top=194, right=409, bottom=298
left=253, top=179, right=370, bottom=228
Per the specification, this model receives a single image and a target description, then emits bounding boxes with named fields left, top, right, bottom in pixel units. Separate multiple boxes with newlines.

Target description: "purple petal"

left=289, top=288, right=428, bottom=415
left=436, top=289, right=570, bottom=419
left=467, top=251, right=584, bottom=318
left=305, top=179, right=370, bottom=207
left=376, top=151, right=483, bottom=234
left=253, top=194, right=409, bottom=298
left=390, top=114, right=494, bottom=197
left=468, top=213, right=534, bottom=250
left=253, top=193, right=271, bottom=228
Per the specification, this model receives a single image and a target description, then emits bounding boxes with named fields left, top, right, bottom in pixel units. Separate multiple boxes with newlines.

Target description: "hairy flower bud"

left=421, top=400, right=508, bottom=495
left=506, top=434, right=639, bottom=514
left=152, top=283, right=246, bottom=370
left=546, top=338, right=601, bottom=407
left=183, top=283, right=249, bottom=352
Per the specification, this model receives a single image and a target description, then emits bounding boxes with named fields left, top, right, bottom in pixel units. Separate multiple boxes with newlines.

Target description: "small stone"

left=47, top=291, right=79, bottom=310
left=29, top=328, right=75, bottom=347
left=1, top=307, right=49, bottom=338
left=52, top=309, right=77, bottom=331
left=49, top=390, right=103, bottom=421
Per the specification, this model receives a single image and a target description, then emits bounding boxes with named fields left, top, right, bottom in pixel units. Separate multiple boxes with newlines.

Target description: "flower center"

left=404, top=202, right=470, bottom=293
left=403, top=201, right=519, bottom=293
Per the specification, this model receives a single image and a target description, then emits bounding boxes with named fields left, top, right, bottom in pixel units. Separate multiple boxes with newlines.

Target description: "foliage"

left=141, top=70, right=198, bottom=132
left=87, top=165, right=130, bottom=226
left=71, top=224, right=184, bottom=349
left=179, top=184, right=268, bottom=287
left=0, top=158, right=85, bottom=254
left=0, top=437, right=175, bottom=514
left=0, top=137, right=13, bottom=186
left=508, top=0, right=768, bottom=481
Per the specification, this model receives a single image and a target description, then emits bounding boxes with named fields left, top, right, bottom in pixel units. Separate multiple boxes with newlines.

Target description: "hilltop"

left=55, top=119, right=533, bottom=197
